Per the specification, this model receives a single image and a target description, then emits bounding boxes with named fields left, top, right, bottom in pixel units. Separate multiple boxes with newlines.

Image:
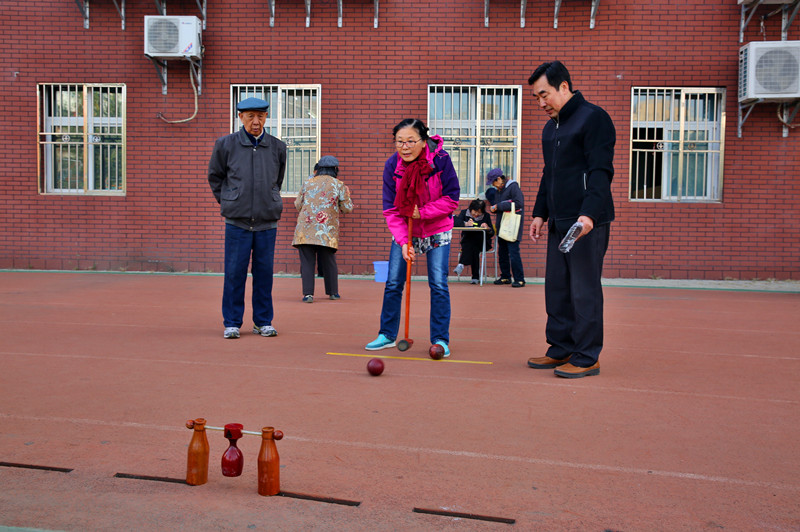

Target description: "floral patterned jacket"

left=291, top=174, right=354, bottom=249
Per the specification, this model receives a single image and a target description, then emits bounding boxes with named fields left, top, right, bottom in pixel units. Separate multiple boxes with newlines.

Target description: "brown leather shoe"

left=554, top=362, right=600, bottom=378
left=527, top=355, right=571, bottom=369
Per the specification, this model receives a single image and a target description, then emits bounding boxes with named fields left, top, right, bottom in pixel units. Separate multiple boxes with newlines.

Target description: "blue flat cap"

left=486, top=168, right=504, bottom=185
left=316, top=155, right=339, bottom=168
left=314, top=155, right=340, bottom=177
left=236, top=97, right=269, bottom=112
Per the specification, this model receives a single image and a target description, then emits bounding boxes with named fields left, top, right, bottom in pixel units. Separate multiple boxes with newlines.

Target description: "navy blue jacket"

left=531, top=91, right=615, bottom=233
left=493, top=180, right=525, bottom=242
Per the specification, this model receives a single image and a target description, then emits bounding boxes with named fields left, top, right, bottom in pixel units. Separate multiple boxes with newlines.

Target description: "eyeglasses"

left=395, top=139, right=422, bottom=148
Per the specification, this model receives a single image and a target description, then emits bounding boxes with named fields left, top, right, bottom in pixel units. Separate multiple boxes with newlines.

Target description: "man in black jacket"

left=526, top=61, right=615, bottom=378
left=208, top=97, right=287, bottom=339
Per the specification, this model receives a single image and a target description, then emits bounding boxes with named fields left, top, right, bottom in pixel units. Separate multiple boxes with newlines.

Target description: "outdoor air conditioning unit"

left=144, top=16, right=202, bottom=60
left=738, top=41, right=800, bottom=103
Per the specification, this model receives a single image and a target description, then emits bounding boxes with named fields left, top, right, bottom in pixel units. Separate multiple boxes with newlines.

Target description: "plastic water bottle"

left=558, top=221, right=584, bottom=253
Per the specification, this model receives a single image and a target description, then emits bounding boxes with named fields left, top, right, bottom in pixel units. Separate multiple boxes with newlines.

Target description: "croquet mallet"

left=396, top=216, right=414, bottom=351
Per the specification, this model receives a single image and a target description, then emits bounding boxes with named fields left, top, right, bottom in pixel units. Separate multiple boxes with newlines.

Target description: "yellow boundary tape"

left=326, top=352, right=493, bottom=365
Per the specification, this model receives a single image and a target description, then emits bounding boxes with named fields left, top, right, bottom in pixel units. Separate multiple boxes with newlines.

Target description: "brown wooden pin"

left=257, top=426, right=283, bottom=496
left=185, top=418, right=209, bottom=485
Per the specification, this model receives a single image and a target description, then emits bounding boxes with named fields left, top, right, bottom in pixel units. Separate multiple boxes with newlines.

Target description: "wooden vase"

left=257, top=426, right=280, bottom=496
left=186, top=418, right=209, bottom=485
left=221, top=423, right=244, bottom=477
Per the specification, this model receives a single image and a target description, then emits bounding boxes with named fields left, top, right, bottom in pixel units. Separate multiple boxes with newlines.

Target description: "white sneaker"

left=253, top=325, right=277, bottom=337
left=454, top=264, right=464, bottom=275
left=223, top=327, right=240, bottom=339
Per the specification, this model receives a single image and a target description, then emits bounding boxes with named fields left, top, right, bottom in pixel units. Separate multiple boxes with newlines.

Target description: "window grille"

left=428, top=85, right=522, bottom=198
left=629, top=88, right=725, bottom=202
left=230, top=85, right=321, bottom=195
left=37, top=84, right=126, bottom=195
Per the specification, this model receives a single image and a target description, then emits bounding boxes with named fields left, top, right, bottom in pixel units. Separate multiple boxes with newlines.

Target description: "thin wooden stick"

left=184, top=420, right=260, bottom=436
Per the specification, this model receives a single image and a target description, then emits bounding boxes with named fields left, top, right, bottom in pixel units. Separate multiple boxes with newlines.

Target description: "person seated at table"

left=453, top=199, right=494, bottom=284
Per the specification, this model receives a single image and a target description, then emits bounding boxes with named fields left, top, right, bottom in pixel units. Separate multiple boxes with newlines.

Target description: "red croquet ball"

left=429, top=344, right=445, bottom=360
left=367, top=358, right=384, bottom=376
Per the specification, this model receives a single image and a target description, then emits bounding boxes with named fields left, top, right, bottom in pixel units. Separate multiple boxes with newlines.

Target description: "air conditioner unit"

left=144, top=16, right=202, bottom=60
left=738, top=41, right=800, bottom=103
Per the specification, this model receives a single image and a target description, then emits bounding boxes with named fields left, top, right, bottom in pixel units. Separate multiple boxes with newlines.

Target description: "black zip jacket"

left=531, top=91, right=615, bottom=233
left=454, top=209, right=495, bottom=250
left=208, top=128, right=287, bottom=231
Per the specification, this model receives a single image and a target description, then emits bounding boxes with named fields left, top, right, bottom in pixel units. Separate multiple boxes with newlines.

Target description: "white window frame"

left=230, top=84, right=321, bottom=195
left=428, top=85, right=522, bottom=198
left=629, top=87, right=726, bottom=202
left=37, top=83, right=126, bottom=195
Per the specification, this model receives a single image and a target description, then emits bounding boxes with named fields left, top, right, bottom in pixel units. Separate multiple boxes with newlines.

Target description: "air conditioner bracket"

left=147, top=56, right=169, bottom=96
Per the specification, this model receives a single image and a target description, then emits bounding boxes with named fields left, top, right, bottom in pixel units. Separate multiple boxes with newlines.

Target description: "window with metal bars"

left=629, top=87, right=725, bottom=202
left=428, top=85, right=522, bottom=198
left=230, top=85, right=321, bottom=195
left=37, top=84, right=126, bottom=195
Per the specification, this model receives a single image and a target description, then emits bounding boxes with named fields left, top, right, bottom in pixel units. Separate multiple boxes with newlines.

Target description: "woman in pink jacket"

left=365, top=119, right=460, bottom=357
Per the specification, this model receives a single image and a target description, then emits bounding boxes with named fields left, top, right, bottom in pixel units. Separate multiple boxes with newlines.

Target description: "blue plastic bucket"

left=373, top=261, right=388, bottom=283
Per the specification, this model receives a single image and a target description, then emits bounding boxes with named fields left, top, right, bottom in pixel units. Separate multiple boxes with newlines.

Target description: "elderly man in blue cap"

left=208, top=97, right=287, bottom=339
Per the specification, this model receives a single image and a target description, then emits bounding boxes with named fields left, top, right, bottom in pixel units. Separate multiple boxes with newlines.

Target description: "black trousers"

left=544, top=223, right=610, bottom=367
left=459, top=237, right=484, bottom=280
left=298, top=245, right=338, bottom=296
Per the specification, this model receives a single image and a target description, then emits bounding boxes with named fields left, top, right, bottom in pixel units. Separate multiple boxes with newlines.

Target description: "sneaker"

left=253, top=325, right=277, bottom=337
left=512, top=280, right=526, bottom=288
left=302, top=295, right=313, bottom=303
left=493, top=278, right=511, bottom=285
left=365, top=334, right=396, bottom=351
left=454, top=263, right=464, bottom=275
left=223, top=327, right=240, bottom=339
left=434, top=340, right=450, bottom=358
left=470, top=279, right=479, bottom=285
left=329, top=294, right=341, bottom=300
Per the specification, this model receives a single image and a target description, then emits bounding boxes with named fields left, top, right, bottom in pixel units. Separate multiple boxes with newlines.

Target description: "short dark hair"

left=392, top=118, right=429, bottom=141
left=528, top=61, right=573, bottom=92
left=468, top=199, right=486, bottom=213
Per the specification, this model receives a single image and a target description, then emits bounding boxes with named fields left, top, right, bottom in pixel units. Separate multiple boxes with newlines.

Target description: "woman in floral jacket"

left=292, top=156, right=354, bottom=302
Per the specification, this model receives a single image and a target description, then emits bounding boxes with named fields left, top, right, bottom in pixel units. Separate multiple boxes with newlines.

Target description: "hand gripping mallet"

left=396, top=217, right=414, bottom=351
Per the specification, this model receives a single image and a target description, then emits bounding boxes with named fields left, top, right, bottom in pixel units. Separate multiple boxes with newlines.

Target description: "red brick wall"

left=1, top=0, right=798, bottom=280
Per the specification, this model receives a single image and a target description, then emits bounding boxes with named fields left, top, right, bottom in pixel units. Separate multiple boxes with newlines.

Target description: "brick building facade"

left=1, top=0, right=798, bottom=280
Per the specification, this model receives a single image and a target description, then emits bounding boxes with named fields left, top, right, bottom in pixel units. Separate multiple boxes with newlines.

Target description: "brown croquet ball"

left=429, top=344, right=445, bottom=360
left=367, top=358, right=384, bottom=376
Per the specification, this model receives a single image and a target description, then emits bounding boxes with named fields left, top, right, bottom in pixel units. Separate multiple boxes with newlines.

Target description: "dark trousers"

left=298, top=245, right=338, bottom=296
left=544, top=223, right=610, bottom=367
left=222, top=225, right=276, bottom=328
left=459, top=238, right=483, bottom=280
left=497, top=238, right=524, bottom=282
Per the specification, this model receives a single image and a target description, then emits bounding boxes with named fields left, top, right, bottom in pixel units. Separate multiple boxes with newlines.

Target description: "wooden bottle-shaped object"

left=186, top=418, right=210, bottom=485
left=221, top=423, right=244, bottom=477
left=257, top=426, right=282, bottom=496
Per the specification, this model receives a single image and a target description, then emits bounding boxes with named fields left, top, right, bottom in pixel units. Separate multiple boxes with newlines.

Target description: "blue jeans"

left=222, top=224, right=276, bottom=328
left=378, top=240, right=451, bottom=345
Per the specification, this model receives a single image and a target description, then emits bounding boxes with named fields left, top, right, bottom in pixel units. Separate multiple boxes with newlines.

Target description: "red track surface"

left=1, top=271, right=798, bottom=531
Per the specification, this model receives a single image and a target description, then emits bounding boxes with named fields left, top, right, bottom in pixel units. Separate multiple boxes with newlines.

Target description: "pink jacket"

left=381, top=135, right=460, bottom=246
